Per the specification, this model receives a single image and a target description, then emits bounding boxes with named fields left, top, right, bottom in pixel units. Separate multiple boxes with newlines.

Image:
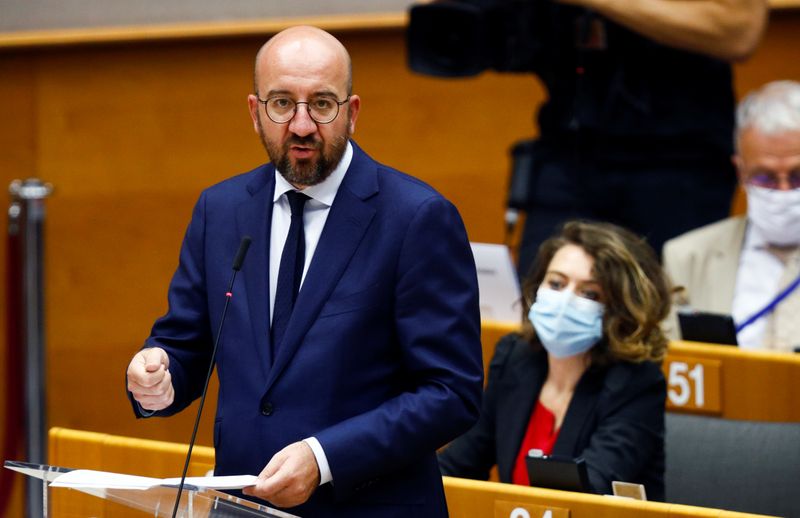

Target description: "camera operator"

left=409, top=0, right=767, bottom=275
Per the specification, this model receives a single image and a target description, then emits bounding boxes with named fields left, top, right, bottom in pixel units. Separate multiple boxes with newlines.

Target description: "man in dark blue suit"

left=125, top=26, right=483, bottom=517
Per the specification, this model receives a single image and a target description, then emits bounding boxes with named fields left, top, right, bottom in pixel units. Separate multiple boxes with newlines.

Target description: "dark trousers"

left=517, top=139, right=736, bottom=277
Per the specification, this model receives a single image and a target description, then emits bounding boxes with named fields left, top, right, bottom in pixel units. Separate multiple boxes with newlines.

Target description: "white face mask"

left=746, top=185, right=800, bottom=246
left=528, top=287, right=605, bottom=358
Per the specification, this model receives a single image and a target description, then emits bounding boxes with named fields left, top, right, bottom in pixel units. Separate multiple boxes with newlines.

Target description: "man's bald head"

left=253, top=26, right=353, bottom=96
left=246, top=25, right=361, bottom=188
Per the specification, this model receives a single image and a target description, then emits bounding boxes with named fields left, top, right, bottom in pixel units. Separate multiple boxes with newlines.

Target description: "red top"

left=511, top=399, right=561, bottom=486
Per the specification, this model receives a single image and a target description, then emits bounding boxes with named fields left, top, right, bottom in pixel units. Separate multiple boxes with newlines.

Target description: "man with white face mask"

left=663, top=80, right=800, bottom=351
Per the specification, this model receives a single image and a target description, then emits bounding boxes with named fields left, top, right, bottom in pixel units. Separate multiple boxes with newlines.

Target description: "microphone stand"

left=171, top=236, right=251, bottom=518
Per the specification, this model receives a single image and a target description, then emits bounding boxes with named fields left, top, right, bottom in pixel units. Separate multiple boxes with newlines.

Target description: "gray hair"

left=736, top=80, right=800, bottom=150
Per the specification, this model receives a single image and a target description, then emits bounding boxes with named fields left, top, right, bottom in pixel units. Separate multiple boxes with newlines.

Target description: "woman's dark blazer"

left=438, top=333, right=666, bottom=501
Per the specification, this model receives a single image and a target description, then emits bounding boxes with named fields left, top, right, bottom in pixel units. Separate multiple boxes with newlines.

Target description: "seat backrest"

left=665, top=412, right=800, bottom=517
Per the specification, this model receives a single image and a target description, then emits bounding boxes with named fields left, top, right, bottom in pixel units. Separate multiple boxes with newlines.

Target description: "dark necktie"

left=271, top=190, right=309, bottom=356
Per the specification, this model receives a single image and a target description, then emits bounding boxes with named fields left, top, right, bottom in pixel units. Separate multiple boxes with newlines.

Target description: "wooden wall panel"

left=0, top=14, right=798, bottom=517
left=39, top=39, right=264, bottom=450
left=22, top=29, right=540, bottom=455
left=734, top=11, right=800, bottom=94
left=340, top=29, right=543, bottom=242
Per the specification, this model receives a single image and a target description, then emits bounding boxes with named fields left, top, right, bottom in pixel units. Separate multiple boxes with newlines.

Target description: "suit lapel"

left=552, top=365, right=605, bottom=458
left=709, top=217, right=747, bottom=313
left=765, top=247, right=800, bottom=351
left=236, top=165, right=276, bottom=374
left=264, top=143, right=378, bottom=391
left=497, top=350, right=546, bottom=481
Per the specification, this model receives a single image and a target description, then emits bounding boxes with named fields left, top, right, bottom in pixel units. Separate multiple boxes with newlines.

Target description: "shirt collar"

left=743, top=220, right=770, bottom=251
left=273, top=141, right=353, bottom=206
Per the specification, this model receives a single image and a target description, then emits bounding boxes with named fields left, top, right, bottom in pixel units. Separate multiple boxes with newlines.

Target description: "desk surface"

left=47, top=428, right=776, bottom=518
left=444, top=476, right=774, bottom=518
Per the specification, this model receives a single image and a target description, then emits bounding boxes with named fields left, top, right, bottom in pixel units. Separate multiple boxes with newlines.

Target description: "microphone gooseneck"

left=171, top=236, right=252, bottom=518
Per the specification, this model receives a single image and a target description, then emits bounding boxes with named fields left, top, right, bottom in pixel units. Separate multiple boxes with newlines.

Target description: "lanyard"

left=736, top=270, right=800, bottom=333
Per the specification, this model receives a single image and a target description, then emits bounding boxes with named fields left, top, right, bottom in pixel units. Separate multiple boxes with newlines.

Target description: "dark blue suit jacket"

left=134, top=142, right=484, bottom=516
left=439, top=334, right=666, bottom=501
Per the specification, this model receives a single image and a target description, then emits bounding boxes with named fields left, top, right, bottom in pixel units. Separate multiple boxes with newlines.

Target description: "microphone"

left=171, top=236, right=251, bottom=518
left=232, top=237, right=251, bottom=271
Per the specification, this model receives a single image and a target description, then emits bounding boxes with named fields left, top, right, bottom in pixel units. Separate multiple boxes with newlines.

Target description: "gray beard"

left=276, top=134, right=348, bottom=187
left=258, top=119, right=349, bottom=187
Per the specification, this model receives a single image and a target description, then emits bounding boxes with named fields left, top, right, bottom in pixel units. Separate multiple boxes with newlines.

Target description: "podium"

left=4, top=460, right=300, bottom=518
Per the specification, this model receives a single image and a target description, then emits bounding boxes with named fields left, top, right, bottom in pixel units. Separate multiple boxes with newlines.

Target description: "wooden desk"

left=663, top=341, right=800, bottom=421
left=48, top=427, right=215, bottom=517
left=481, top=322, right=800, bottom=422
left=44, top=427, right=775, bottom=518
left=444, top=476, right=774, bottom=518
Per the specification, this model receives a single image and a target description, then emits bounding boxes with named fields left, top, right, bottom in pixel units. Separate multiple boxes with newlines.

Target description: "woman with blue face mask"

left=439, top=221, right=671, bottom=500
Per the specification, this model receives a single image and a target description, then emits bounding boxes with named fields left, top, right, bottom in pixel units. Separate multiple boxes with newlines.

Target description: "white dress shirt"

left=732, top=223, right=786, bottom=349
left=269, top=141, right=353, bottom=486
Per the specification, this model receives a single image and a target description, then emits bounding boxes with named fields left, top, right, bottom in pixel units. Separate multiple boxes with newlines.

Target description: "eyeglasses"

left=747, top=172, right=800, bottom=190
left=256, top=95, right=350, bottom=124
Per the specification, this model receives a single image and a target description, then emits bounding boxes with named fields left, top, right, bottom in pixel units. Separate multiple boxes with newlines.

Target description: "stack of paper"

left=50, top=469, right=257, bottom=490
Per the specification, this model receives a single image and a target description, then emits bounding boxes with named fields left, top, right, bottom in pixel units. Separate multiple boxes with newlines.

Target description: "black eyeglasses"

left=256, top=95, right=350, bottom=124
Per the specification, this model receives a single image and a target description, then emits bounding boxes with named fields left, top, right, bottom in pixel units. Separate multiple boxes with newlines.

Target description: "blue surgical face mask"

left=528, top=287, right=605, bottom=358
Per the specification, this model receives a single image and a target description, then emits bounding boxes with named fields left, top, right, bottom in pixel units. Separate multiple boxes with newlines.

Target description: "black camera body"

left=407, top=0, right=544, bottom=77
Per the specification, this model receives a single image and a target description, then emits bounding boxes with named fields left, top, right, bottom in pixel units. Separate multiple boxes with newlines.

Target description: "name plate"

left=664, top=355, right=722, bottom=414
left=495, top=500, right=570, bottom=518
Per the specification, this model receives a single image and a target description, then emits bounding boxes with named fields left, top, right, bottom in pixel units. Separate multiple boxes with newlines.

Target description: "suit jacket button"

left=261, top=402, right=273, bottom=416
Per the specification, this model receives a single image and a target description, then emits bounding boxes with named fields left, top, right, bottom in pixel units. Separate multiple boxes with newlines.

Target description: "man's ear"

left=346, top=94, right=361, bottom=135
left=247, top=94, right=261, bottom=134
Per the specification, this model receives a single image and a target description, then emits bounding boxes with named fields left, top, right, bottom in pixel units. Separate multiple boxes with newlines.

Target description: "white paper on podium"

left=470, top=242, right=521, bottom=324
left=50, top=469, right=257, bottom=490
